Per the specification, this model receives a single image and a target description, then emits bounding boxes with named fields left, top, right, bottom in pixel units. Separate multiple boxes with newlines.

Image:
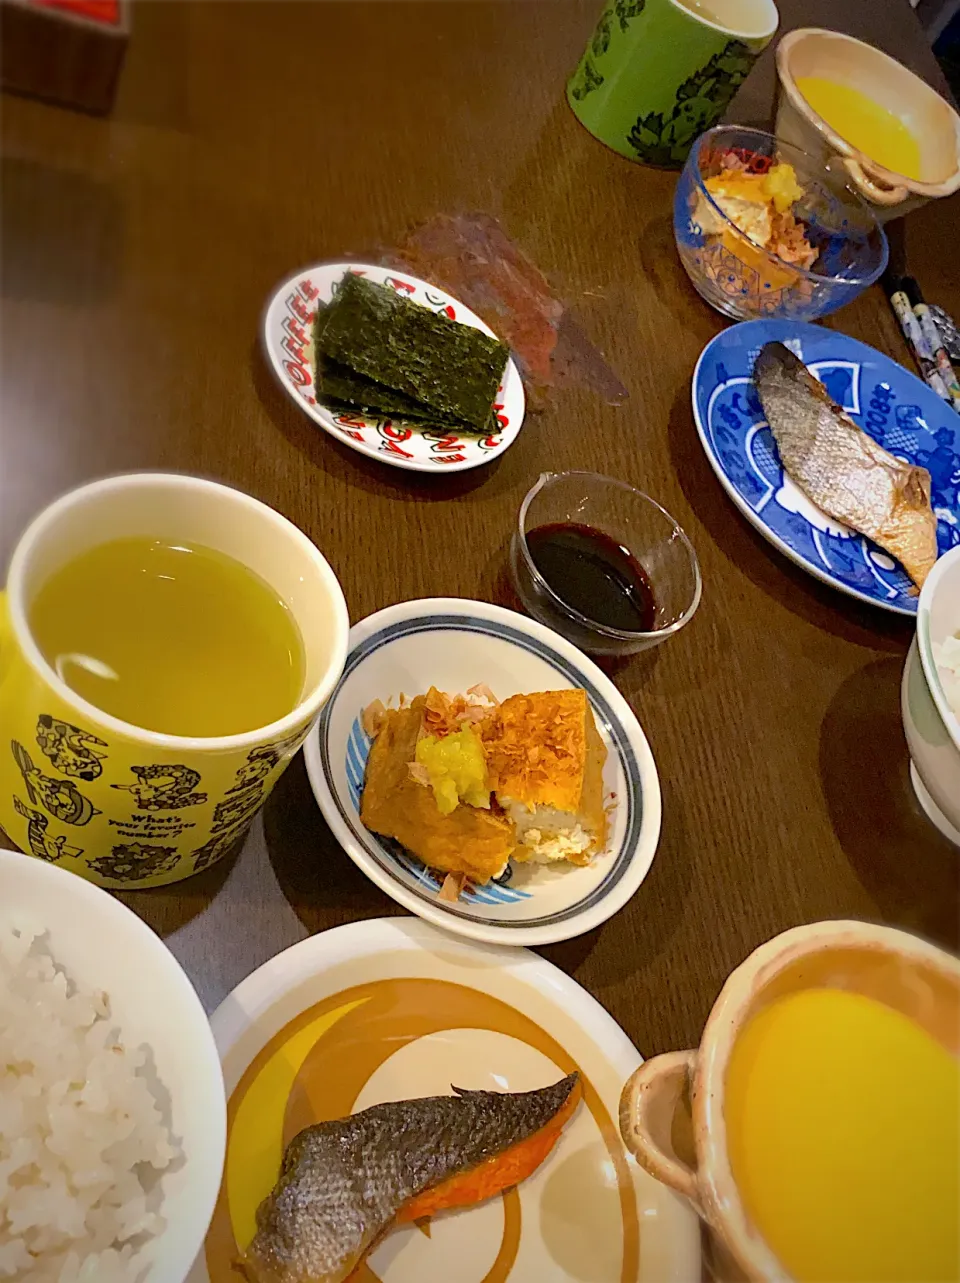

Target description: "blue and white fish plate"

left=691, top=319, right=960, bottom=615
left=304, top=599, right=661, bottom=946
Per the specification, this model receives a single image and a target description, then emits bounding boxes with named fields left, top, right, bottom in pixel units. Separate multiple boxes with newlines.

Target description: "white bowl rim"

left=0, top=847, right=226, bottom=1282
left=209, top=915, right=644, bottom=1062
left=917, top=545, right=960, bottom=752
left=303, top=597, right=662, bottom=946
left=667, top=0, right=777, bottom=41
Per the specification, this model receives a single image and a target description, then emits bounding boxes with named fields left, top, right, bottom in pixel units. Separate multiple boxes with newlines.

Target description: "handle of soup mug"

left=619, top=1050, right=701, bottom=1208
left=842, top=157, right=909, bottom=208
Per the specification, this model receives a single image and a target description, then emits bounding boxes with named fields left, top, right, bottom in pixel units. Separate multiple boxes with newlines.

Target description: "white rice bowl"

left=0, top=850, right=225, bottom=1283
left=933, top=634, right=960, bottom=720
left=0, top=922, right=176, bottom=1282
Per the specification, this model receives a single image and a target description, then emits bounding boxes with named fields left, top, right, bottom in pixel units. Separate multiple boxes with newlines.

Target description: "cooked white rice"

left=933, top=633, right=960, bottom=720
left=0, top=921, right=176, bottom=1282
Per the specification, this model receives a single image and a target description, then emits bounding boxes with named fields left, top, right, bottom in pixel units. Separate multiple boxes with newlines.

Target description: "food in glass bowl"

left=696, top=152, right=817, bottom=277
left=675, top=125, right=888, bottom=321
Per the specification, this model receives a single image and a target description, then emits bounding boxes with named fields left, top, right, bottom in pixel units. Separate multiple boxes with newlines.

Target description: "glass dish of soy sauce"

left=510, top=472, right=701, bottom=656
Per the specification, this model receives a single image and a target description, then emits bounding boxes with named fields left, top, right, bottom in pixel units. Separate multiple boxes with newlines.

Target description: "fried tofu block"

left=482, top=690, right=608, bottom=866
left=361, top=696, right=516, bottom=884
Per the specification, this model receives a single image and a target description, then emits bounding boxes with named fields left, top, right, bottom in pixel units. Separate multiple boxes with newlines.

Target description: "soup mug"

left=776, top=28, right=960, bottom=219
left=619, top=920, right=960, bottom=1280
left=0, top=474, right=348, bottom=889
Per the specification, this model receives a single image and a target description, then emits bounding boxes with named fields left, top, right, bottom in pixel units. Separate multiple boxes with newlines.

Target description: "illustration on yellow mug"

left=0, top=474, right=349, bottom=889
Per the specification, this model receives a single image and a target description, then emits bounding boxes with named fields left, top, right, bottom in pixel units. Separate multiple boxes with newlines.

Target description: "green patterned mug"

left=567, top=0, right=778, bottom=167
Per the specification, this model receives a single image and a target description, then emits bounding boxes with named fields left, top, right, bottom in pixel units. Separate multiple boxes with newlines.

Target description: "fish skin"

left=754, top=342, right=939, bottom=588
left=239, top=1073, right=580, bottom=1283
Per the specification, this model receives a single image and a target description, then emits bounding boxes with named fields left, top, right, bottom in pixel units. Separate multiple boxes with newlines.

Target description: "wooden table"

left=2, top=0, right=958, bottom=1059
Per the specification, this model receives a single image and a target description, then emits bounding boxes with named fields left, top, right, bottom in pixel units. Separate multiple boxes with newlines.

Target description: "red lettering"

left=381, top=423, right=413, bottom=442
left=283, top=316, right=309, bottom=345
left=385, top=276, right=416, bottom=295
left=284, top=360, right=310, bottom=387
left=289, top=292, right=312, bottom=323
left=429, top=434, right=462, bottom=453
left=380, top=439, right=415, bottom=458
left=298, top=279, right=319, bottom=301
left=443, top=305, right=456, bottom=320
left=433, top=453, right=467, bottom=464
left=282, top=336, right=309, bottom=366
left=334, top=413, right=369, bottom=430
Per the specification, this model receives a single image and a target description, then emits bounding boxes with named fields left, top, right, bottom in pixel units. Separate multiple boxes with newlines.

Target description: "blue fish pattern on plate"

left=692, top=319, right=960, bottom=615
left=343, top=713, right=532, bottom=907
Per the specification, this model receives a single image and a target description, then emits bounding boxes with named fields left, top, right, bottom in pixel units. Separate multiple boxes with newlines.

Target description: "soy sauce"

left=525, top=522, right=657, bottom=632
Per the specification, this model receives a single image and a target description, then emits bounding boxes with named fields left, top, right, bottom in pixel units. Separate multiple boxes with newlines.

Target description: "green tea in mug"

left=29, top=538, right=306, bottom=737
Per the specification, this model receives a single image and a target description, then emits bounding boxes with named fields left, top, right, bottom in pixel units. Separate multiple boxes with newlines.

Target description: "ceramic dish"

left=189, top=916, right=699, bottom=1283
left=0, top=847, right=226, bottom=1283
left=692, top=318, right=960, bottom=615
left=776, top=28, right=960, bottom=218
left=619, top=919, right=960, bottom=1282
left=303, top=598, right=661, bottom=945
left=262, top=262, right=525, bottom=474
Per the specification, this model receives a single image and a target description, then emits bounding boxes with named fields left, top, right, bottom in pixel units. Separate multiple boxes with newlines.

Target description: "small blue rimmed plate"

left=692, top=319, right=960, bottom=616
left=303, top=599, right=661, bottom=946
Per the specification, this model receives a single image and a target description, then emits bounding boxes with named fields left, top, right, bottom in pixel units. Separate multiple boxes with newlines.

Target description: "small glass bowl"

left=510, top=472, right=701, bottom=657
left=674, top=124, right=888, bottom=322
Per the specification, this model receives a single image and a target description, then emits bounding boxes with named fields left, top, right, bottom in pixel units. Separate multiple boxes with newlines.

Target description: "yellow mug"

left=0, top=474, right=349, bottom=889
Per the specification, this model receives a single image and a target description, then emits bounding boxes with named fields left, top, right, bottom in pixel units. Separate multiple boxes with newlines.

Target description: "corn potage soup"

left=795, top=77, right=923, bottom=181
left=725, top=987, right=960, bottom=1283
left=29, top=537, right=306, bottom=737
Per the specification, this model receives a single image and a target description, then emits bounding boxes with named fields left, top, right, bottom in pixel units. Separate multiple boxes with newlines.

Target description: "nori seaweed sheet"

left=316, top=274, right=509, bottom=433
left=316, top=356, right=446, bottom=422
left=321, top=396, right=499, bottom=435
left=317, top=359, right=499, bottom=433
left=313, top=302, right=500, bottom=433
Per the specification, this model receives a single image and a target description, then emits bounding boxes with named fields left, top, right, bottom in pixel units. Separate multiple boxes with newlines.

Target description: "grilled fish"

left=239, top=1072, right=581, bottom=1283
left=754, top=341, right=939, bottom=588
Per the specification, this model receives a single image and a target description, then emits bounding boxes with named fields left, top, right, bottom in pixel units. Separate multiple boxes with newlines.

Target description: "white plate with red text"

left=263, top=262, right=526, bottom=474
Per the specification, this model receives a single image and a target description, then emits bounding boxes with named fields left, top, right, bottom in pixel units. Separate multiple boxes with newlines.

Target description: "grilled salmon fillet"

left=239, top=1073, right=581, bottom=1283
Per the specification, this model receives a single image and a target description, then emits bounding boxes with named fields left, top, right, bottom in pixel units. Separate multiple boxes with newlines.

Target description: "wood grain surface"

left=2, top=0, right=958, bottom=1060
